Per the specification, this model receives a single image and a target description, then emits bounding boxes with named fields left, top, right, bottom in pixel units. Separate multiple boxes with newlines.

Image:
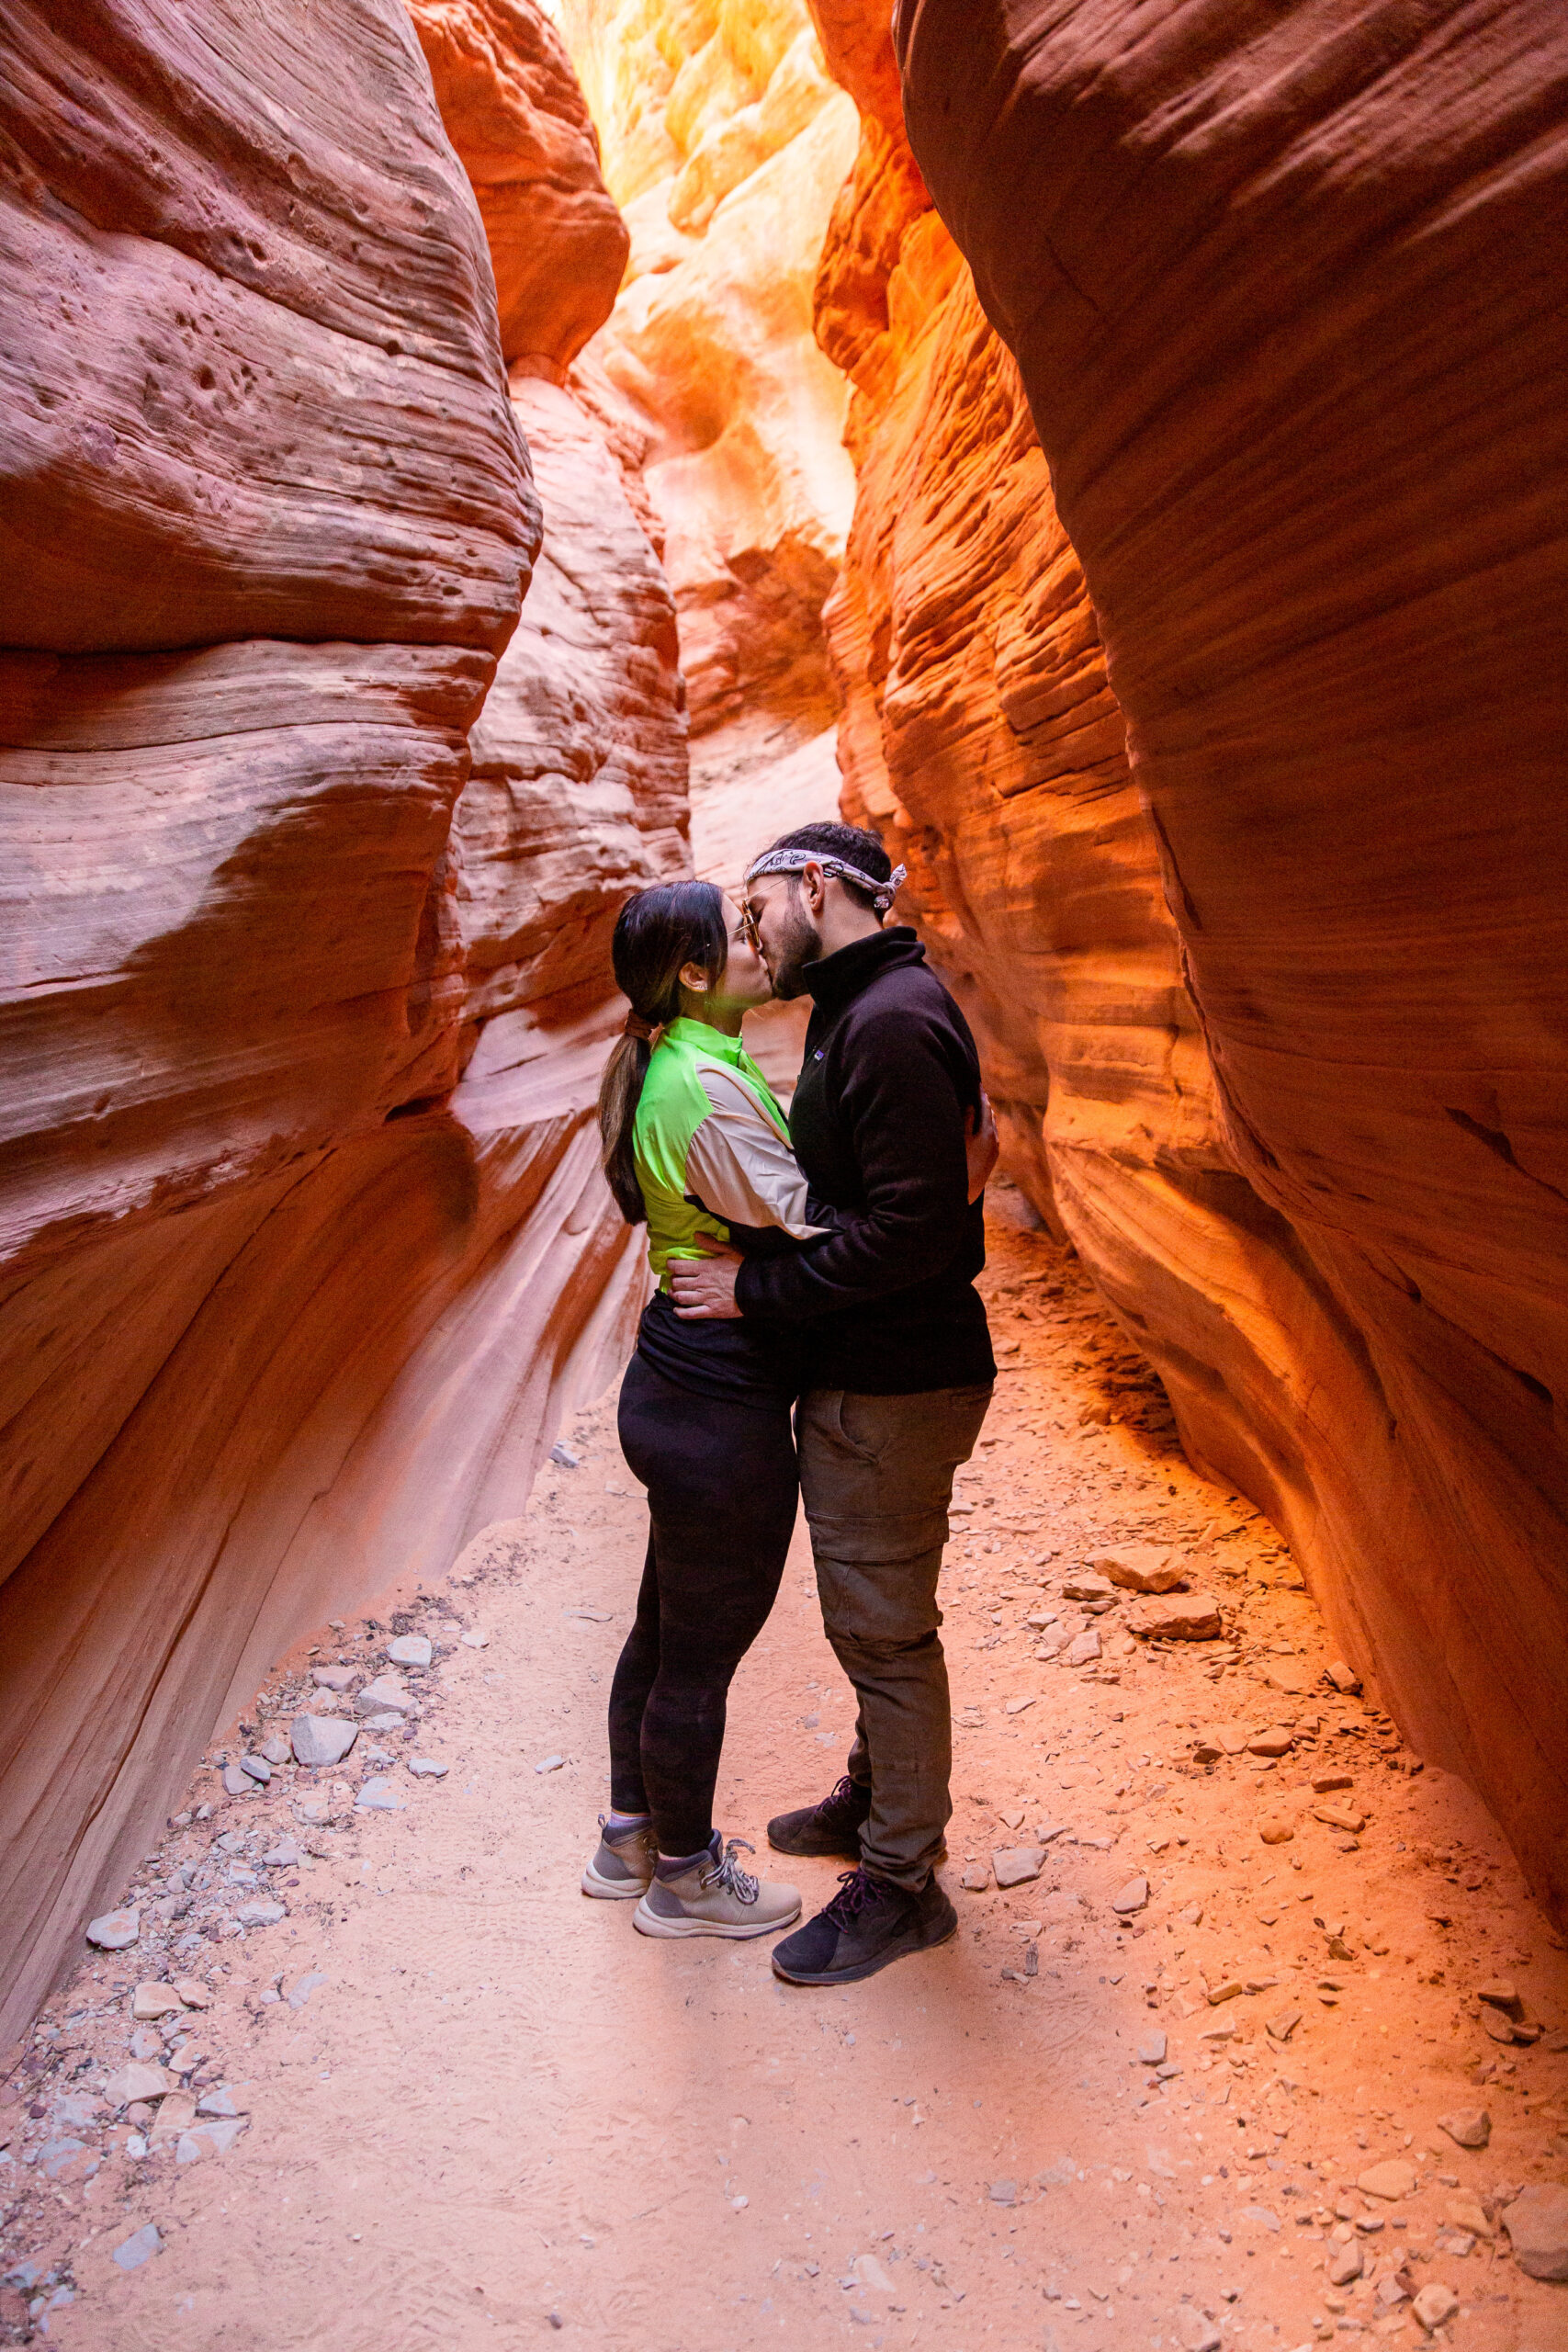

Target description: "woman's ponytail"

left=598, top=1029, right=654, bottom=1223
left=597, top=880, right=728, bottom=1226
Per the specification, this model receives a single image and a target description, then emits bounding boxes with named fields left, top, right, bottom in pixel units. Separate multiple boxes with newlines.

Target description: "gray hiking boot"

left=581, top=1815, right=657, bottom=1900
left=632, top=1834, right=801, bottom=1941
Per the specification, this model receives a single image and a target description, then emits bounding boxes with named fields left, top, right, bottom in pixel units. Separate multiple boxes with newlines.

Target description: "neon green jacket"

left=634, top=1017, right=826, bottom=1290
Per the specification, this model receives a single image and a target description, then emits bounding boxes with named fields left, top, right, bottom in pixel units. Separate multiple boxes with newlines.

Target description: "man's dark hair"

left=762, top=821, right=892, bottom=912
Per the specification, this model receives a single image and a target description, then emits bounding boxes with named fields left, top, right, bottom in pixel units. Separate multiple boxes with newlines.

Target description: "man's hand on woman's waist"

left=670, top=1235, right=743, bottom=1319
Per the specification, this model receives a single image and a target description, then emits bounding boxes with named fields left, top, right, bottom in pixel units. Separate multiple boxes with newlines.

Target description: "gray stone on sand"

left=1501, top=2181, right=1568, bottom=2281
left=387, top=1634, right=433, bottom=1668
left=355, top=1674, right=412, bottom=1716
left=86, top=1906, right=140, bottom=1951
left=112, top=2224, right=163, bottom=2272
left=1437, top=2107, right=1491, bottom=2149
left=1411, top=2281, right=1460, bottom=2331
left=290, top=1714, right=358, bottom=1769
left=355, top=1775, right=406, bottom=1813
left=176, top=2119, right=247, bottom=2164
left=991, top=1846, right=1045, bottom=1889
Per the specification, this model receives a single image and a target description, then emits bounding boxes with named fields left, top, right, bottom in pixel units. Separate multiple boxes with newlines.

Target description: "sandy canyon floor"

left=4, top=1194, right=1566, bottom=2352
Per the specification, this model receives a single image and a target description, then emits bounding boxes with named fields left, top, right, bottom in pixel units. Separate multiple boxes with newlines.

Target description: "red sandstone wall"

left=0, top=0, right=684, bottom=2042
left=892, top=0, right=1568, bottom=1921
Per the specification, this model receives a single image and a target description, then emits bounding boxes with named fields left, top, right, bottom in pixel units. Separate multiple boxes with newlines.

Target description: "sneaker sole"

left=632, top=1897, right=803, bottom=1941
left=771, top=1910, right=958, bottom=1986
left=581, top=1860, right=651, bottom=1900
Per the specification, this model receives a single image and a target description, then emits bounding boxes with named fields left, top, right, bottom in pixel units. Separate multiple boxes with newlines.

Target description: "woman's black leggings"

left=608, top=1352, right=798, bottom=1859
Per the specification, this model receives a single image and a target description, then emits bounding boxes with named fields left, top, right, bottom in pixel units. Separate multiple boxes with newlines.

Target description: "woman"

left=584, top=879, right=820, bottom=1938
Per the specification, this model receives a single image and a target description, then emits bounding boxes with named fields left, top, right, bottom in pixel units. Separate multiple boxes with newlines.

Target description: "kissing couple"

left=583, top=821, right=998, bottom=1987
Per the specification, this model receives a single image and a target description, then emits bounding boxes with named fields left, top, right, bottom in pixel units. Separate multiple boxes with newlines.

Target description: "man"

left=670, top=821, right=995, bottom=1985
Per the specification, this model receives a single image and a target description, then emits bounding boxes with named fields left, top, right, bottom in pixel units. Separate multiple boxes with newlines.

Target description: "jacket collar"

left=659, top=1015, right=749, bottom=1065
left=802, top=925, right=926, bottom=1021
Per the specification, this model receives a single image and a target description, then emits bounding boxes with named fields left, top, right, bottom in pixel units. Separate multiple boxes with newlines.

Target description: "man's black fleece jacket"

left=734, top=927, right=996, bottom=1395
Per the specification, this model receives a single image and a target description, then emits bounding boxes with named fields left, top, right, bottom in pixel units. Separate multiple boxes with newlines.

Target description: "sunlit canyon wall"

left=818, top=0, right=1565, bottom=1919
left=557, top=0, right=859, bottom=1093
left=0, top=0, right=686, bottom=2041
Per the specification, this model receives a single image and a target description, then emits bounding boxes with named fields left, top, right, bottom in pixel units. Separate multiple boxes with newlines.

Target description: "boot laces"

left=815, top=1775, right=861, bottom=1821
left=700, top=1837, right=760, bottom=1905
left=823, top=1865, right=891, bottom=1925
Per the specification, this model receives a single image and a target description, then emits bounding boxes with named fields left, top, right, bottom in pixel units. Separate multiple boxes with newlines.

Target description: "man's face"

left=744, top=874, right=819, bottom=1001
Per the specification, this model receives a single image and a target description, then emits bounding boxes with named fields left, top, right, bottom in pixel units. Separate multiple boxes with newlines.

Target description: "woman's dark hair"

left=598, top=879, right=729, bottom=1224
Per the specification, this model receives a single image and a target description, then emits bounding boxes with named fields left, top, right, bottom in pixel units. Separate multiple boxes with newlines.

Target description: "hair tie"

left=623, top=1009, right=658, bottom=1042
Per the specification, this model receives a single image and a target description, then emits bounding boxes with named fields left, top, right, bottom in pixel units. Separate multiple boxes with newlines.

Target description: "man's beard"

left=765, top=900, right=822, bottom=1000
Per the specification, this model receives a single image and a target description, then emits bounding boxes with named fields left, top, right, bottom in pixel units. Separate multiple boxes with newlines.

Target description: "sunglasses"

left=739, top=899, right=762, bottom=951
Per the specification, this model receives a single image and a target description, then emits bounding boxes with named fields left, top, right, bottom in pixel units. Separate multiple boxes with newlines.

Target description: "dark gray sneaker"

left=581, top=1815, right=656, bottom=1900
left=771, top=1866, right=957, bottom=1985
left=767, top=1774, right=872, bottom=1859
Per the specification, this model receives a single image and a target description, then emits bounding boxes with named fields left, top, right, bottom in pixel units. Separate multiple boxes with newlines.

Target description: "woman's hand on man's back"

left=964, top=1090, right=999, bottom=1204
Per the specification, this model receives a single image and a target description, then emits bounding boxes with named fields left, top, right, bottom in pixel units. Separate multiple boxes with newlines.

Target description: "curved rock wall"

left=894, top=0, right=1568, bottom=1921
left=0, top=0, right=684, bottom=2042
left=558, top=0, right=859, bottom=735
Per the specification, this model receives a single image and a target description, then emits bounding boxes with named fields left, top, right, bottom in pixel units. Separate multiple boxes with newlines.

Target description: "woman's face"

left=681, top=894, right=773, bottom=1015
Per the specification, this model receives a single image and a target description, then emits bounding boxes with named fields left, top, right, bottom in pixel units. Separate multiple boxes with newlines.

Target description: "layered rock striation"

left=893, top=0, right=1568, bottom=1917
left=0, top=0, right=683, bottom=2041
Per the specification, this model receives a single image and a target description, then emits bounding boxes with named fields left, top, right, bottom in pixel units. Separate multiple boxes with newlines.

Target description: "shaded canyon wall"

left=884, top=0, right=1568, bottom=1920
left=0, top=0, right=685, bottom=2042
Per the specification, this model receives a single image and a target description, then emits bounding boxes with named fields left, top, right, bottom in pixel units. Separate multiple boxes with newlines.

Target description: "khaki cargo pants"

left=796, top=1384, right=993, bottom=1890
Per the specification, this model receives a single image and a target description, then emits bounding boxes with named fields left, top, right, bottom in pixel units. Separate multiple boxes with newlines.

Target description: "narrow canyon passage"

left=5, top=1204, right=1565, bottom=2350
left=4, top=0, right=1566, bottom=2344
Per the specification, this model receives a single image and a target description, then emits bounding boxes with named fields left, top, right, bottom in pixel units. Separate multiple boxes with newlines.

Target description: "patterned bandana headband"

left=743, top=847, right=908, bottom=913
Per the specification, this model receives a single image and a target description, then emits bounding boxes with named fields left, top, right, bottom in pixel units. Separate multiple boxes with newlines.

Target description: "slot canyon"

left=1, top=0, right=1564, bottom=2342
